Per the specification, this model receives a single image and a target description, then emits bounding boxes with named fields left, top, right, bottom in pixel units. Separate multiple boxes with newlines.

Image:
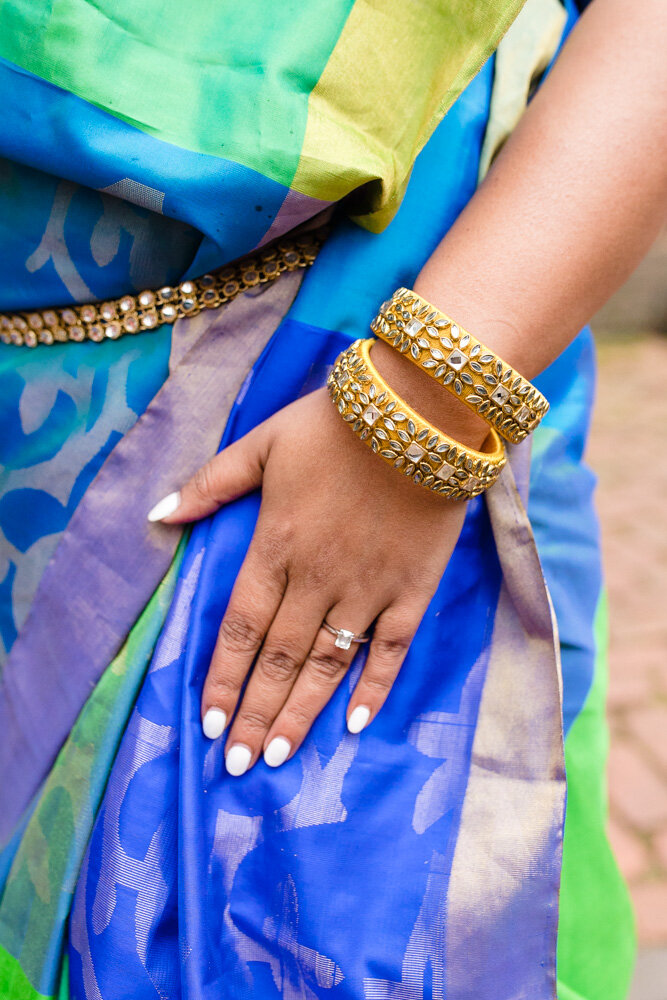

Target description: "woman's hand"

left=151, top=372, right=473, bottom=776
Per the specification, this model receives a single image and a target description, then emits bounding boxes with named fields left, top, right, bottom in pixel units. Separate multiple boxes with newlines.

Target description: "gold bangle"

left=327, top=337, right=506, bottom=500
left=370, top=287, right=549, bottom=444
left=0, top=230, right=327, bottom=349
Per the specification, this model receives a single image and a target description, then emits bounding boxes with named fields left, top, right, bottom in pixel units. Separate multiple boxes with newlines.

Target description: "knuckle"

left=307, top=647, right=349, bottom=681
left=218, top=612, right=263, bottom=653
left=361, top=671, right=393, bottom=695
left=283, top=701, right=314, bottom=729
left=257, top=523, right=293, bottom=567
left=205, top=673, right=238, bottom=701
left=259, top=644, right=301, bottom=683
left=236, top=707, right=273, bottom=732
left=372, top=633, right=412, bottom=659
left=193, top=460, right=217, bottom=503
left=299, top=559, right=330, bottom=592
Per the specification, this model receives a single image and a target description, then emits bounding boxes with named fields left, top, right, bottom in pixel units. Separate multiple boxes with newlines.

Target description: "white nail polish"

left=147, top=491, right=181, bottom=522
left=202, top=707, right=227, bottom=740
left=347, top=705, right=371, bottom=734
left=225, top=744, right=252, bottom=777
left=263, top=736, right=291, bottom=768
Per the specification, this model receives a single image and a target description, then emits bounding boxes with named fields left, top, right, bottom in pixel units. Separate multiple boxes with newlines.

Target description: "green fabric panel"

left=0, top=946, right=52, bottom=1000
left=293, top=0, right=527, bottom=229
left=0, top=949, right=69, bottom=1000
left=557, top=593, right=636, bottom=1000
left=0, top=943, right=70, bottom=1000
left=0, top=538, right=187, bottom=998
left=0, top=0, right=355, bottom=184
left=56, top=955, right=69, bottom=1000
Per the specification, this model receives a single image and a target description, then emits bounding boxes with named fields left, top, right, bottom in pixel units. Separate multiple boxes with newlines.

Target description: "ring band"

left=322, top=620, right=370, bottom=650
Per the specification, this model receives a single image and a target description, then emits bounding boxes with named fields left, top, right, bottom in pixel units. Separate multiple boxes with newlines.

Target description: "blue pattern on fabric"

left=0, top=54, right=291, bottom=310
left=69, top=318, right=503, bottom=999
left=0, top=330, right=172, bottom=662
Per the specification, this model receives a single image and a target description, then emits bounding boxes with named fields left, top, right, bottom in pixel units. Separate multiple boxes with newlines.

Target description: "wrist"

left=370, top=338, right=491, bottom=451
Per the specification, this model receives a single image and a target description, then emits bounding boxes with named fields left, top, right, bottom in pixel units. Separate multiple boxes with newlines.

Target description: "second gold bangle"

left=328, top=338, right=506, bottom=500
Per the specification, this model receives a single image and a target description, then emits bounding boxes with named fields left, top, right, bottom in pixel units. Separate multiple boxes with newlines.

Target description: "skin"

left=159, top=0, right=667, bottom=774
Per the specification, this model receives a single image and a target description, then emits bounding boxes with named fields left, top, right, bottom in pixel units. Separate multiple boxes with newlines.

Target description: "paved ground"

left=586, top=330, right=667, bottom=996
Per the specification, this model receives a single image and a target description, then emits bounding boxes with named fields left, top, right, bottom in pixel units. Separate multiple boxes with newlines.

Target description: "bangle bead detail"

left=370, top=287, right=549, bottom=444
left=328, top=338, right=506, bottom=500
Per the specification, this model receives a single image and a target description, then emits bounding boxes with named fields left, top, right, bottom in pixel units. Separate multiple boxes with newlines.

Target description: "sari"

left=0, top=0, right=635, bottom=997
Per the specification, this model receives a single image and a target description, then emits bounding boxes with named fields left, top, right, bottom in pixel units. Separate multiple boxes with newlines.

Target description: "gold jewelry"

left=327, top=338, right=506, bottom=500
left=370, top=287, right=549, bottom=444
left=0, top=231, right=326, bottom=349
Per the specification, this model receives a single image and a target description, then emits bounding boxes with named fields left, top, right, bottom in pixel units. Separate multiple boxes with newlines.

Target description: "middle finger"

left=223, top=585, right=329, bottom=776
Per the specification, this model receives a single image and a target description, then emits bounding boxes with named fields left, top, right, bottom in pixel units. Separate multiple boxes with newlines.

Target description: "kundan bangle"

left=370, top=287, right=549, bottom=444
left=327, top=338, right=506, bottom=500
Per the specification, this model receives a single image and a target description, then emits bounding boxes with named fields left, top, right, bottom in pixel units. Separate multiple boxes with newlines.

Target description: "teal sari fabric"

left=0, top=330, right=172, bottom=659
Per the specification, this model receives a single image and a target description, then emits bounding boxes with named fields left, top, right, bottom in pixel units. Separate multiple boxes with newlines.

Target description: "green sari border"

left=0, top=538, right=188, bottom=1000
left=557, top=592, right=636, bottom=1000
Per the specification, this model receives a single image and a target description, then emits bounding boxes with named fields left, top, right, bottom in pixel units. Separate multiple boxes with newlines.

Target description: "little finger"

left=345, top=598, right=430, bottom=734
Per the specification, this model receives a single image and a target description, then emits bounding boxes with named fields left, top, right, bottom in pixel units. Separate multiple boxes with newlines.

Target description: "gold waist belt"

left=1, top=231, right=325, bottom=348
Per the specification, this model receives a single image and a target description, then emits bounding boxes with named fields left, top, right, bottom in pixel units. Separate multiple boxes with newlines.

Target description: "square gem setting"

left=334, top=629, right=355, bottom=650
left=362, top=403, right=382, bottom=426
left=435, top=461, right=456, bottom=482
left=405, top=442, right=426, bottom=462
left=405, top=319, right=424, bottom=338
left=446, top=349, right=467, bottom=371
left=491, top=385, right=510, bottom=406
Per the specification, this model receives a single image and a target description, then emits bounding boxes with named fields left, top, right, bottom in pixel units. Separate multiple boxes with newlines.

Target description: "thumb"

left=147, top=422, right=271, bottom=524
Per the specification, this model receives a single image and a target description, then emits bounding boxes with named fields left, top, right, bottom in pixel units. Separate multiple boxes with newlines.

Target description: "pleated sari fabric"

left=0, top=0, right=634, bottom=998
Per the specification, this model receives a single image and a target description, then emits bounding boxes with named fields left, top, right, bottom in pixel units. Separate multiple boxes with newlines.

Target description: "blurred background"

left=587, top=225, right=667, bottom=1000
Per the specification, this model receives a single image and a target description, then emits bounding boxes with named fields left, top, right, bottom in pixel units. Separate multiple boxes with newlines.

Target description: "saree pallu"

left=0, top=0, right=635, bottom=998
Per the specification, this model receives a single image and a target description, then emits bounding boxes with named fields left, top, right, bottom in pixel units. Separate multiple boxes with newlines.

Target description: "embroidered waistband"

left=1, top=231, right=326, bottom=348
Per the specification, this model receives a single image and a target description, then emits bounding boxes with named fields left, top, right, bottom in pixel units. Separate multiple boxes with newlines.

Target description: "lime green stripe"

left=0, top=947, right=53, bottom=999
left=557, top=593, right=636, bottom=1000
left=0, top=950, right=69, bottom=1000
left=292, top=0, right=526, bottom=229
left=0, top=0, right=354, bottom=183
left=0, top=539, right=186, bottom=997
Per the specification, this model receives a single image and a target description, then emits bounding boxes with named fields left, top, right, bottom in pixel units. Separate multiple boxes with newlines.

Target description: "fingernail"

left=347, top=705, right=371, bottom=734
left=225, top=744, right=252, bottom=777
left=147, top=491, right=181, bottom=522
left=263, top=736, right=291, bottom=768
left=202, top=707, right=227, bottom=740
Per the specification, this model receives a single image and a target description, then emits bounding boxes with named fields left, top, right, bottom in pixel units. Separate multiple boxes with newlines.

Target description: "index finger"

left=201, top=534, right=286, bottom=740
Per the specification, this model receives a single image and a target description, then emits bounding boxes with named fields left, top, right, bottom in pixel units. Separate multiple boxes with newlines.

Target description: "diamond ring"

left=321, top=620, right=370, bottom=651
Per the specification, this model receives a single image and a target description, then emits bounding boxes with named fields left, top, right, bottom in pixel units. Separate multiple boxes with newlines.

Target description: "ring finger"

left=260, top=598, right=383, bottom=767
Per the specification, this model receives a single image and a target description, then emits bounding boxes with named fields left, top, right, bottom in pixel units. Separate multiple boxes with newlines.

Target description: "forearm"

left=374, top=0, right=667, bottom=446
